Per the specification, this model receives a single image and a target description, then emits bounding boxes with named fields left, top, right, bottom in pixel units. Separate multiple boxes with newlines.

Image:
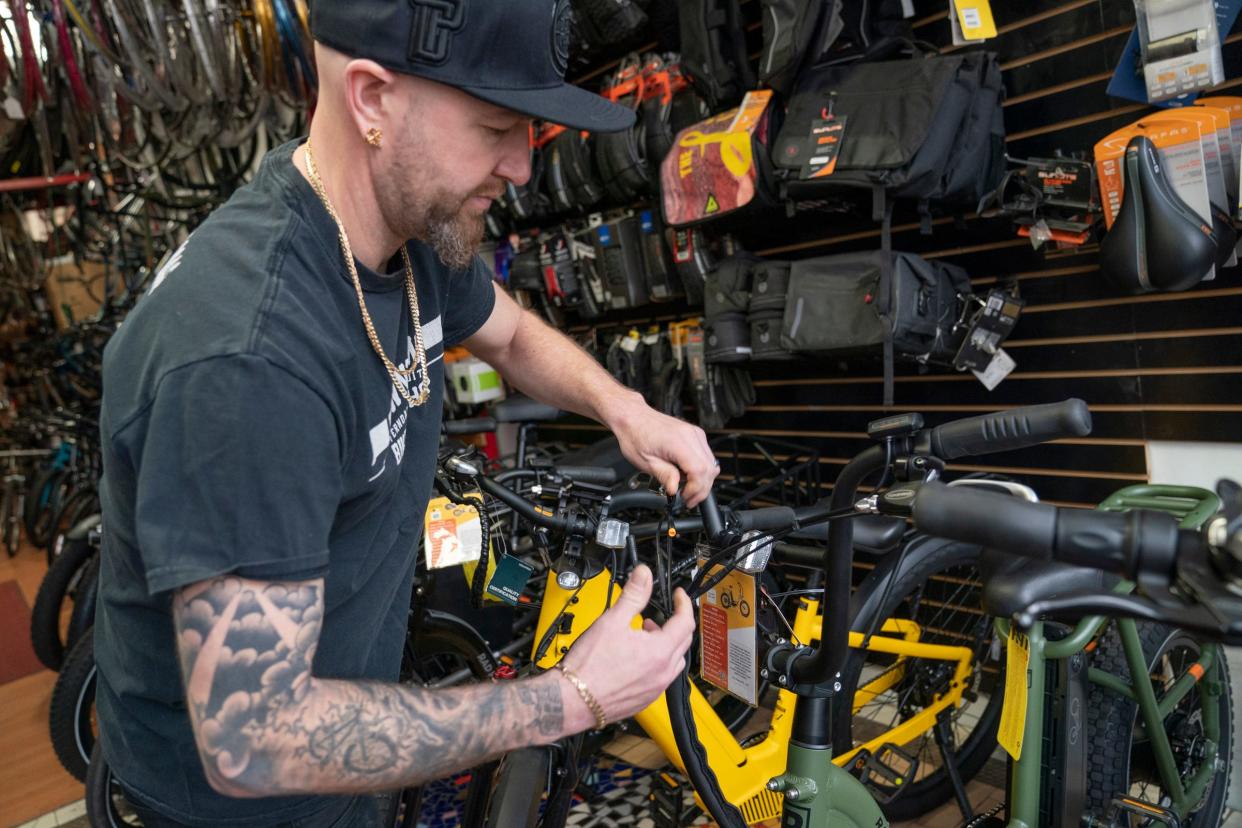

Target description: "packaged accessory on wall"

left=661, top=90, right=780, bottom=227
left=677, top=0, right=755, bottom=110
left=1099, top=134, right=1219, bottom=293
left=1135, top=0, right=1223, bottom=103
left=592, top=215, right=649, bottom=309
left=773, top=45, right=1004, bottom=223
left=638, top=210, right=684, bottom=302
left=780, top=250, right=971, bottom=404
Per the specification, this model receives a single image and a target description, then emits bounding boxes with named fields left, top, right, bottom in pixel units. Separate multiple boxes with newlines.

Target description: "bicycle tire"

left=85, top=740, right=143, bottom=828
left=50, top=627, right=96, bottom=782
left=31, top=469, right=73, bottom=549
left=45, top=483, right=97, bottom=563
left=24, top=464, right=61, bottom=541
left=481, top=746, right=551, bottom=828
left=835, top=536, right=1003, bottom=822
left=31, top=536, right=96, bottom=670
left=1083, top=622, right=1233, bottom=826
left=66, top=553, right=101, bottom=654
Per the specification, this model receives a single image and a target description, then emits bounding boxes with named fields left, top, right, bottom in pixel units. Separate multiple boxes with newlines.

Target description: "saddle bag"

left=781, top=250, right=970, bottom=403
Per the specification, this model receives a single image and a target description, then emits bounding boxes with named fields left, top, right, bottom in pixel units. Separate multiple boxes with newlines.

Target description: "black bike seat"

left=491, top=395, right=564, bottom=424
left=980, top=548, right=1121, bottom=619
left=788, top=515, right=907, bottom=555
left=556, top=436, right=637, bottom=479
left=1101, top=134, right=1218, bottom=293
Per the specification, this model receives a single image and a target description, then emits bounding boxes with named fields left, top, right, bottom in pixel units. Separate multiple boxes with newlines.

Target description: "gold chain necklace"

left=304, top=141, right=430, bottom=408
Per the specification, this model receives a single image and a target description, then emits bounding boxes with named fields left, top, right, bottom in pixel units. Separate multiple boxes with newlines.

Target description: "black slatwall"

left=542, top=0, right=1242, bottom=507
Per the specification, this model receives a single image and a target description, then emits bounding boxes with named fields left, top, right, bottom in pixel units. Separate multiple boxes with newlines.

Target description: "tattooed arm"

left=173, top=564, right=692, bottom=797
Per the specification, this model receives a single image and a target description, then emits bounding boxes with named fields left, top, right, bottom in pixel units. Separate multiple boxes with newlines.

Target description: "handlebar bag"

left=780, top=250, right=969, bottom=362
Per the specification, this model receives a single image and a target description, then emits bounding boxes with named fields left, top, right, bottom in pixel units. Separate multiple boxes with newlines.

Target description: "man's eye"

left=484, top=125, right=509, bottom=138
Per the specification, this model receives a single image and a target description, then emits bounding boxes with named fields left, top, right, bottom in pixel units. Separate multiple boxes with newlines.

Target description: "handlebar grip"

left=738, top=506, right=798, bottom=532
left=442, top=417, right=498, bottom=435
left=912, top=482, right=1058, bottom=560
left=926, top=399, right=1092, bottom=460
left=555, top=465, right=618, bottom=486
left=700, top=491, right=724, bottom=541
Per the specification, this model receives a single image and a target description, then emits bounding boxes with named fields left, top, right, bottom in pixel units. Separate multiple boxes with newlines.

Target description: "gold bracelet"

left=555, top=663, right=608, bottom=730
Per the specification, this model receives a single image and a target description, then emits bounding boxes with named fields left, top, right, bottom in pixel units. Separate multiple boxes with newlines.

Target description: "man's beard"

left=375, top=139, right=487, bottom=271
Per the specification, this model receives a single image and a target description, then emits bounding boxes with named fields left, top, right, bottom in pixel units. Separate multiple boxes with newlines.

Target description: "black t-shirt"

left=94, top=139, right=496, bottom=826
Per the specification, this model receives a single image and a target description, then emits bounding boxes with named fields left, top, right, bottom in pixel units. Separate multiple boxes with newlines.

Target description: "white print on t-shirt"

left=148, top=234, right=193, bottom=294
left=366, top=315, right=442, bottom=482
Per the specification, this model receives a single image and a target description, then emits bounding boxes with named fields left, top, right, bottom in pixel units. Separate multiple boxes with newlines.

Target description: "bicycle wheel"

left=50, top=627, right=96, bottom=782
left=835, top=536, right=1003, bottom=822
left=45, top=484, right=98, bottom=563
left=1083, top=622, right=1233, bottom=826
left=85, top=742, right=142, bottom=827
left=31, top=537, right=97, bottom=670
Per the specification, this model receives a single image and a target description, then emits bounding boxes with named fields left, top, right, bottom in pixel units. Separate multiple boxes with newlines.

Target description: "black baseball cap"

left=310, top=0, right=635, bottom=133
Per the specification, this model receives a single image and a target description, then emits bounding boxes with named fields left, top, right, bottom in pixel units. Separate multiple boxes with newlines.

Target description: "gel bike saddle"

left=1100, top=134, right=1218, bottom=293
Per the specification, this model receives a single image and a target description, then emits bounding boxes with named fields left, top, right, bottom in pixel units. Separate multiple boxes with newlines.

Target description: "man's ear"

left=341, top=59, right=398, bottom=146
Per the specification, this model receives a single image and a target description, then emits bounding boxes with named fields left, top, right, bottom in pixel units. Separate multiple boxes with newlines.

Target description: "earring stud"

left=366, top=127, right=383, bottom=148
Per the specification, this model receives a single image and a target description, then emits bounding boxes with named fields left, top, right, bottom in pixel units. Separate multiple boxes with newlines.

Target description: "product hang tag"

left=2, top=97, right=23, bottom=120
left=951, top=0, right=996, bottom=42
left=484, top=554, right=535, bottom=606
left=998, top=627, right=1031, bottom=760
left=800, top=116, right=847, bottom=180
left=423, top=494, right=485, bottom=569
left=697, top=561, right=759, bottom=707
left=972, top=348, right=1016, bottom=391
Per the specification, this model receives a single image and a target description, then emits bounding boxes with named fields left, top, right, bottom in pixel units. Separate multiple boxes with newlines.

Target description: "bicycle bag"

left=781, top=250, right=970, bottom=402
left=668, top=226, right=714, bottom=304
left=660, top=90, right=780, bottom=228
left=678, top=0, right=755, bottom=110
left=773, top=48, right=1004, bottom=218
left=592, top=216, right=649, bottom=309
left=545, top=126, right=604, bottom=212
left=595, top=57, right=654, bottom=204
left=642, top=55, right=709, bottom=174
left=757, top=0, right=844, bottom=97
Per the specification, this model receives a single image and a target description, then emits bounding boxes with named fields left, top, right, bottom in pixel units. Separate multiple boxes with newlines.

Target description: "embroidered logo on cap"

left=409, top=0, right=466, bottom=66
left=551, top=0, right=571, bottom=77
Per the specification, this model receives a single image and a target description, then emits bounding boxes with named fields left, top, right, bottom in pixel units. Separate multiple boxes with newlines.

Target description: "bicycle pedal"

left=1089, top=795, right=1181, bottom=827
left=848, top=743, right=921, bottom=803
left=648, top=771, right=693, bottom=828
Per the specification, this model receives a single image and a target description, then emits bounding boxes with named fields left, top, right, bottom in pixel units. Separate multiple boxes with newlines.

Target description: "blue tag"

left=597, top=225, right=612, bottom=246
left=640, top=210, right=655, bottom=234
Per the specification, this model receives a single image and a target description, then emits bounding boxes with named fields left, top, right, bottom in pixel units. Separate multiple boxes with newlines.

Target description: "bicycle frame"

left=532, top=567, right=976, bottom=825
left=996, top=485, right=1226, bottom=828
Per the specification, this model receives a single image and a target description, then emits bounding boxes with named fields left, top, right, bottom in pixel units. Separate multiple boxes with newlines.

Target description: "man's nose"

left=495, top=126, right=533, bottom=187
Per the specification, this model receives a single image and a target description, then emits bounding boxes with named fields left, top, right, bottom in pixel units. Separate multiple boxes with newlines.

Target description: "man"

left=94, top=1, right=719, bottom=825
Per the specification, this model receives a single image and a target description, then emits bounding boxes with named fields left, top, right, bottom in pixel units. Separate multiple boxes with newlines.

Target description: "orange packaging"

left=1094, top=118, right=1207, bottom=230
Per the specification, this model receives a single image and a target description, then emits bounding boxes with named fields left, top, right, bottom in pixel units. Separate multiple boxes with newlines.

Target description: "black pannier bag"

left=780, top=250, right=970, bottom=403
left=678, top=0, right=755, bottom=110
left=772, top=47, right=1004, bottom=220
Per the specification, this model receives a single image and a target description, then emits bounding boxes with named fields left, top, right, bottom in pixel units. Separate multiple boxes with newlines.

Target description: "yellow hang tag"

left=423, top=492, right=484, bottom=570
left=953, top=0, right=997, bottom=41
left=997, top=627, right=1030, bottom=760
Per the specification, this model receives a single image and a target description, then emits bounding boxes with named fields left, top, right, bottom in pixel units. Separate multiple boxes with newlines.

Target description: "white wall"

left=1147, top=441, right=1242, bottom=808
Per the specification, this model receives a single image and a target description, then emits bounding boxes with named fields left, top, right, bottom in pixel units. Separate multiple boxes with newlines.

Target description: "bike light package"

left=423, top=495, right=485, bottom=569
left=1197, top=96, right=1242, bottom=215
left=1135, top=0, right=1223, bottom=102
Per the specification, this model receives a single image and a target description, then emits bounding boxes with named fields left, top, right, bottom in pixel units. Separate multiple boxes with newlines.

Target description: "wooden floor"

left=1, top=540, right=84, bottom=828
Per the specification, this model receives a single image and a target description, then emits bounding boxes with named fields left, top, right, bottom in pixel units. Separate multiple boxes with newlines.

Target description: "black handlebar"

left=921, top=398, right=1092, bottom=460
left=911, top=482, right=1183, bottom=585
left=442, top=417, right=498, bottom=435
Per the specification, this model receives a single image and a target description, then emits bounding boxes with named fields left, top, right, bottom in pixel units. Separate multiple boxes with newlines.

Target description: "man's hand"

left=556, top=565, right=695, bottom=729
left=606, top=394, right=719, bottom=508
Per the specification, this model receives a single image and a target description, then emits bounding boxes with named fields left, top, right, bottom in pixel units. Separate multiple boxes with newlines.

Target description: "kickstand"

left=934, top=712, right=975, bottom=822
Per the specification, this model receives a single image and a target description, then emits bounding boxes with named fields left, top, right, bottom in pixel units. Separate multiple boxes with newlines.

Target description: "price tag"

left=998, top=627, right=1031, bottom=760
left=423, top=494, right=484, bottom=570
left=697, top=561, right=759, bottom=707
left=972, top=348, right=1016, bottom=391
left=800, top=116, right=848, bottom=180
left=951, top=0, right=996, bottom=42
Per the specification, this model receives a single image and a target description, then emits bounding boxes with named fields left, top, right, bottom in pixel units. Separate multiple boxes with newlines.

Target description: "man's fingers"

left=612, top=563, right=654, bottom=617
left=642, top=618, right=660, bottom=633
left=660, top=587, right=696, bottom=641
left=647, top=457, right=681, bottom=497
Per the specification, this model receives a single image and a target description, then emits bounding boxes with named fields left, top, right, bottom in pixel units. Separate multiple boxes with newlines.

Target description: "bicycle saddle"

left=980, top=549, right=1120, bottom=619
left=491, top=394, right=564, bottom=423
left=1100, top=134, right=1218, bottom=293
